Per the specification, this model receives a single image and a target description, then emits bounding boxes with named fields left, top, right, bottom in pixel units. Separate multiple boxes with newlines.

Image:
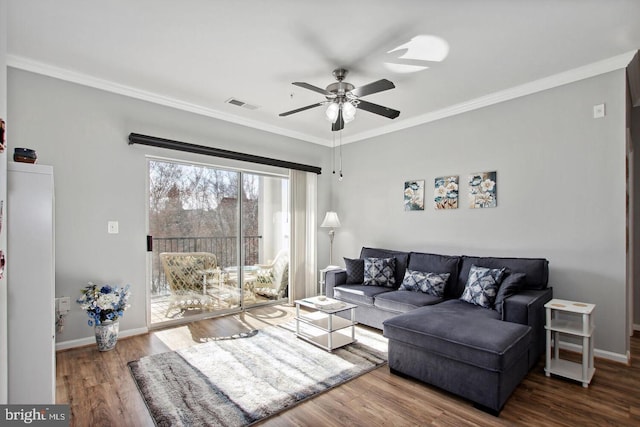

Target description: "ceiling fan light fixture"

left=342, top=102, right=356, bottom=123
left=325, top=102, right=339, bottom=122
left=280, top=68, right=400, bottom=131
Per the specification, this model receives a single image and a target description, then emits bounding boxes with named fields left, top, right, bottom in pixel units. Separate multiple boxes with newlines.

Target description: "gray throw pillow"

left=459, top=264, right=506, bottom=309
left=399, top=269, right=450, bottom=297
left=494, top=272, right=527, bottom=318
left=363, top=257, right=396, bottom=287
left=343, top=257, right=364, bottom=284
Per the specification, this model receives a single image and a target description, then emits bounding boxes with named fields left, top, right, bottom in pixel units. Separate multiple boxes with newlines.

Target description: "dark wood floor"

left=56, top=305, right=640, bottom=426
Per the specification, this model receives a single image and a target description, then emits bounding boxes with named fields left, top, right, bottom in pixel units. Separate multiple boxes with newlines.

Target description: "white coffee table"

left=294, top=297, right=357, bottom=352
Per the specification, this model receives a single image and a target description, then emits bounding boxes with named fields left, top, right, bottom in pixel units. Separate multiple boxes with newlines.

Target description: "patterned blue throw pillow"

left=363, top=257, right=396, bottom=287
left=399, top=269, right=450, bottom=297
left=459, top=265, right=506, bottom=309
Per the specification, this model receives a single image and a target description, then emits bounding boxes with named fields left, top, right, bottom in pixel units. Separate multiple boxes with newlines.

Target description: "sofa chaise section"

left=325, top=247, right=553, bottom=413
left=383, top=301, right=532, bottom=413
left=455, top=255, right=553, bottom=369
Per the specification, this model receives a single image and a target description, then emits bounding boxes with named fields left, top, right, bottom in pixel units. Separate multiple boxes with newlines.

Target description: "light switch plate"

left=108, top=221, right=119, bottom=234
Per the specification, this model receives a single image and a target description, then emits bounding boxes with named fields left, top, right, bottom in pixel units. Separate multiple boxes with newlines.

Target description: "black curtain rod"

left=128, top=133, right=322, bottom=175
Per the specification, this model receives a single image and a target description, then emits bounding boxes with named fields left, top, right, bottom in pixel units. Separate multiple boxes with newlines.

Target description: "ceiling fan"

left=280, top=68, right=400, bottom=131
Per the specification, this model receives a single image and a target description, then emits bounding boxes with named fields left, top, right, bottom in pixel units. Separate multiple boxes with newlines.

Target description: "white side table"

left=544, top=299, right=595, bottom=387
left=319, top=265, right=341, bottom=296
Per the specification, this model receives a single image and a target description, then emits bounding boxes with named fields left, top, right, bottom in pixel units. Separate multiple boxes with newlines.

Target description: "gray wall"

left=332, top=70, right=629, bottom=357
left=7, top=69, right=331, bottom=343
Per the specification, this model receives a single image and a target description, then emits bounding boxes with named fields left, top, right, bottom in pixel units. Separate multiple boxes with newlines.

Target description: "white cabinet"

left=544, top=299, right=595, bottom=388
left=7, top=162, right=55, bottom=403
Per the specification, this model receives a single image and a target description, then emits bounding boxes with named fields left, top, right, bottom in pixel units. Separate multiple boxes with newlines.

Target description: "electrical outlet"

left=593, top=103, right=605, bottom=119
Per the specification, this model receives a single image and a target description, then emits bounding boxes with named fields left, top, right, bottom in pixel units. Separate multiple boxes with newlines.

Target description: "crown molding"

left=341, top=50, right=637, bottom=145
left=6, top=55, right=329, bottom=146
left=8, top=51, right=636, bottom=147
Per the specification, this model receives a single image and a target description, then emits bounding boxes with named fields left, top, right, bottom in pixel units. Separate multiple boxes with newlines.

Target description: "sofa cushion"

left=399, top=269, right=450, bottom=297
left=374, top=290, right=443, bottom=313
left=495, top=272, right=526, bottom=318
left=455, top=256, right=549, bottom=297
left=332, top=284, right=392, bottom=306
left=360, top=247, right=409, bottom=287
left=383, top=303, right=531, bottom=372
left=460, top=265, right=506, bottom=309
left=364, top=257, right=397, bottom=287
left=435, top=299, right=501, bottom=320
left=344, top=257, right=365, bottom=284
left=408, top=252, right=460, bottom=282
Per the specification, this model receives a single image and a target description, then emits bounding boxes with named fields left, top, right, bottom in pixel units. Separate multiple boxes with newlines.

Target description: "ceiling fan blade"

left=279, top=102, right=324, bottom=117
left=332, top=109, right=344, bottom=131
left=357, top=100, right=400, bottom=119
left=350, top=79, right=395, bottom=98
left=292, top=82, right=333, bottom=96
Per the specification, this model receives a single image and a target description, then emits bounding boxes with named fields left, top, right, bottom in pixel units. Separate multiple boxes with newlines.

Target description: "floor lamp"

left=320, top=211, right=341, bottom=266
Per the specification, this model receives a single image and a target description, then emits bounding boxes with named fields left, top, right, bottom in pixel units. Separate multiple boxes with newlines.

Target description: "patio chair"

left=159, top=252, right=220, bottom=315
left=220, top=266, right=258, bottom=306
left=254, top=249, right=289, bottom=300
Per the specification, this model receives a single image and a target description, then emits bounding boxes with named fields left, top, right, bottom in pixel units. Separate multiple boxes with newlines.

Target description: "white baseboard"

left=558, top=340, right=629, bottom=365
left=55, top=326, right=148, bottom=351
left=634, top=323, right=640, bottom=332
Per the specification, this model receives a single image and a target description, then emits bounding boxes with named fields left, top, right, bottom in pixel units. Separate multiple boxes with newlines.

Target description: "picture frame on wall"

left=434, top=175, right=459, bottom=209
left=468, top=171, right=497, bottom=208
left=404, top=180, right=425, bottom=211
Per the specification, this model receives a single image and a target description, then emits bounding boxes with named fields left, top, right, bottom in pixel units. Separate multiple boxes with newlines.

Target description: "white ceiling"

left=6, top=0, right=640, bottom=146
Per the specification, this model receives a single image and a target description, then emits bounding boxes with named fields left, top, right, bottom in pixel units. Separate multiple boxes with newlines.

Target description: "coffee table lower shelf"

left=294, top=299, right=357, bottom=352
left=296, top=329, right=355, bottom=351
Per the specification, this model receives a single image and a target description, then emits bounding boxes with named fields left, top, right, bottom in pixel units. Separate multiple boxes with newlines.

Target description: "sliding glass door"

left=147, top=158, right=289, bottom=326
left=244, top=173, right=290, bottom=304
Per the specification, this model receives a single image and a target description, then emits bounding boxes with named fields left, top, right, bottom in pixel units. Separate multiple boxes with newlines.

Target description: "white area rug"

left=129, top=324, right=387, bottom=426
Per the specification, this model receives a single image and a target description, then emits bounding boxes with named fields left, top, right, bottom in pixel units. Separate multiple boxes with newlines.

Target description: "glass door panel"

left=148, top=159, right=241, bottom=326
left=243, top=173, right=290, bottom=306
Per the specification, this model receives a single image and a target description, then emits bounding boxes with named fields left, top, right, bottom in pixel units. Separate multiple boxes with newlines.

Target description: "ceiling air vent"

left=225, top=97, right=260, bottom=110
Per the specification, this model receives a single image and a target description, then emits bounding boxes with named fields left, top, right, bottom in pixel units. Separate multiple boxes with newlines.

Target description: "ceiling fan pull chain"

left=339, top=130, right=343, bottom=181
left=332, top=132, right=336, bottom=175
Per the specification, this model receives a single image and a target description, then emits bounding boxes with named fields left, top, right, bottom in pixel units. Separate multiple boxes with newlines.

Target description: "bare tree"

left=148, top=159, right=259, bottom=241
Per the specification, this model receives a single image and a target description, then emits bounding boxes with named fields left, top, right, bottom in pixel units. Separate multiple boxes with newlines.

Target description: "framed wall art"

left=468, top=171, right=497, bottom=208
left=404, top=180, right=425, bottom=211
left=434, top=175, right=459, bottom=209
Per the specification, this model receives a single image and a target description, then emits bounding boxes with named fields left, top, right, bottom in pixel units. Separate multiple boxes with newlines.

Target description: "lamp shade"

left=320, top=211, right=341, bottom=228
left=325, top=103, right=339, bottom=122
left=342, top=102, right=356, bottom=123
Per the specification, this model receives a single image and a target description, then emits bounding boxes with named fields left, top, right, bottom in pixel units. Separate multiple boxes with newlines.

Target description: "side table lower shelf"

left=546, top=358, right=595, bottom=385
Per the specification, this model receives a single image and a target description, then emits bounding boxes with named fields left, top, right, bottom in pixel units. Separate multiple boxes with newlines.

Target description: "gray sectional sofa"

left=324, top=247, right=553, bottom=413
